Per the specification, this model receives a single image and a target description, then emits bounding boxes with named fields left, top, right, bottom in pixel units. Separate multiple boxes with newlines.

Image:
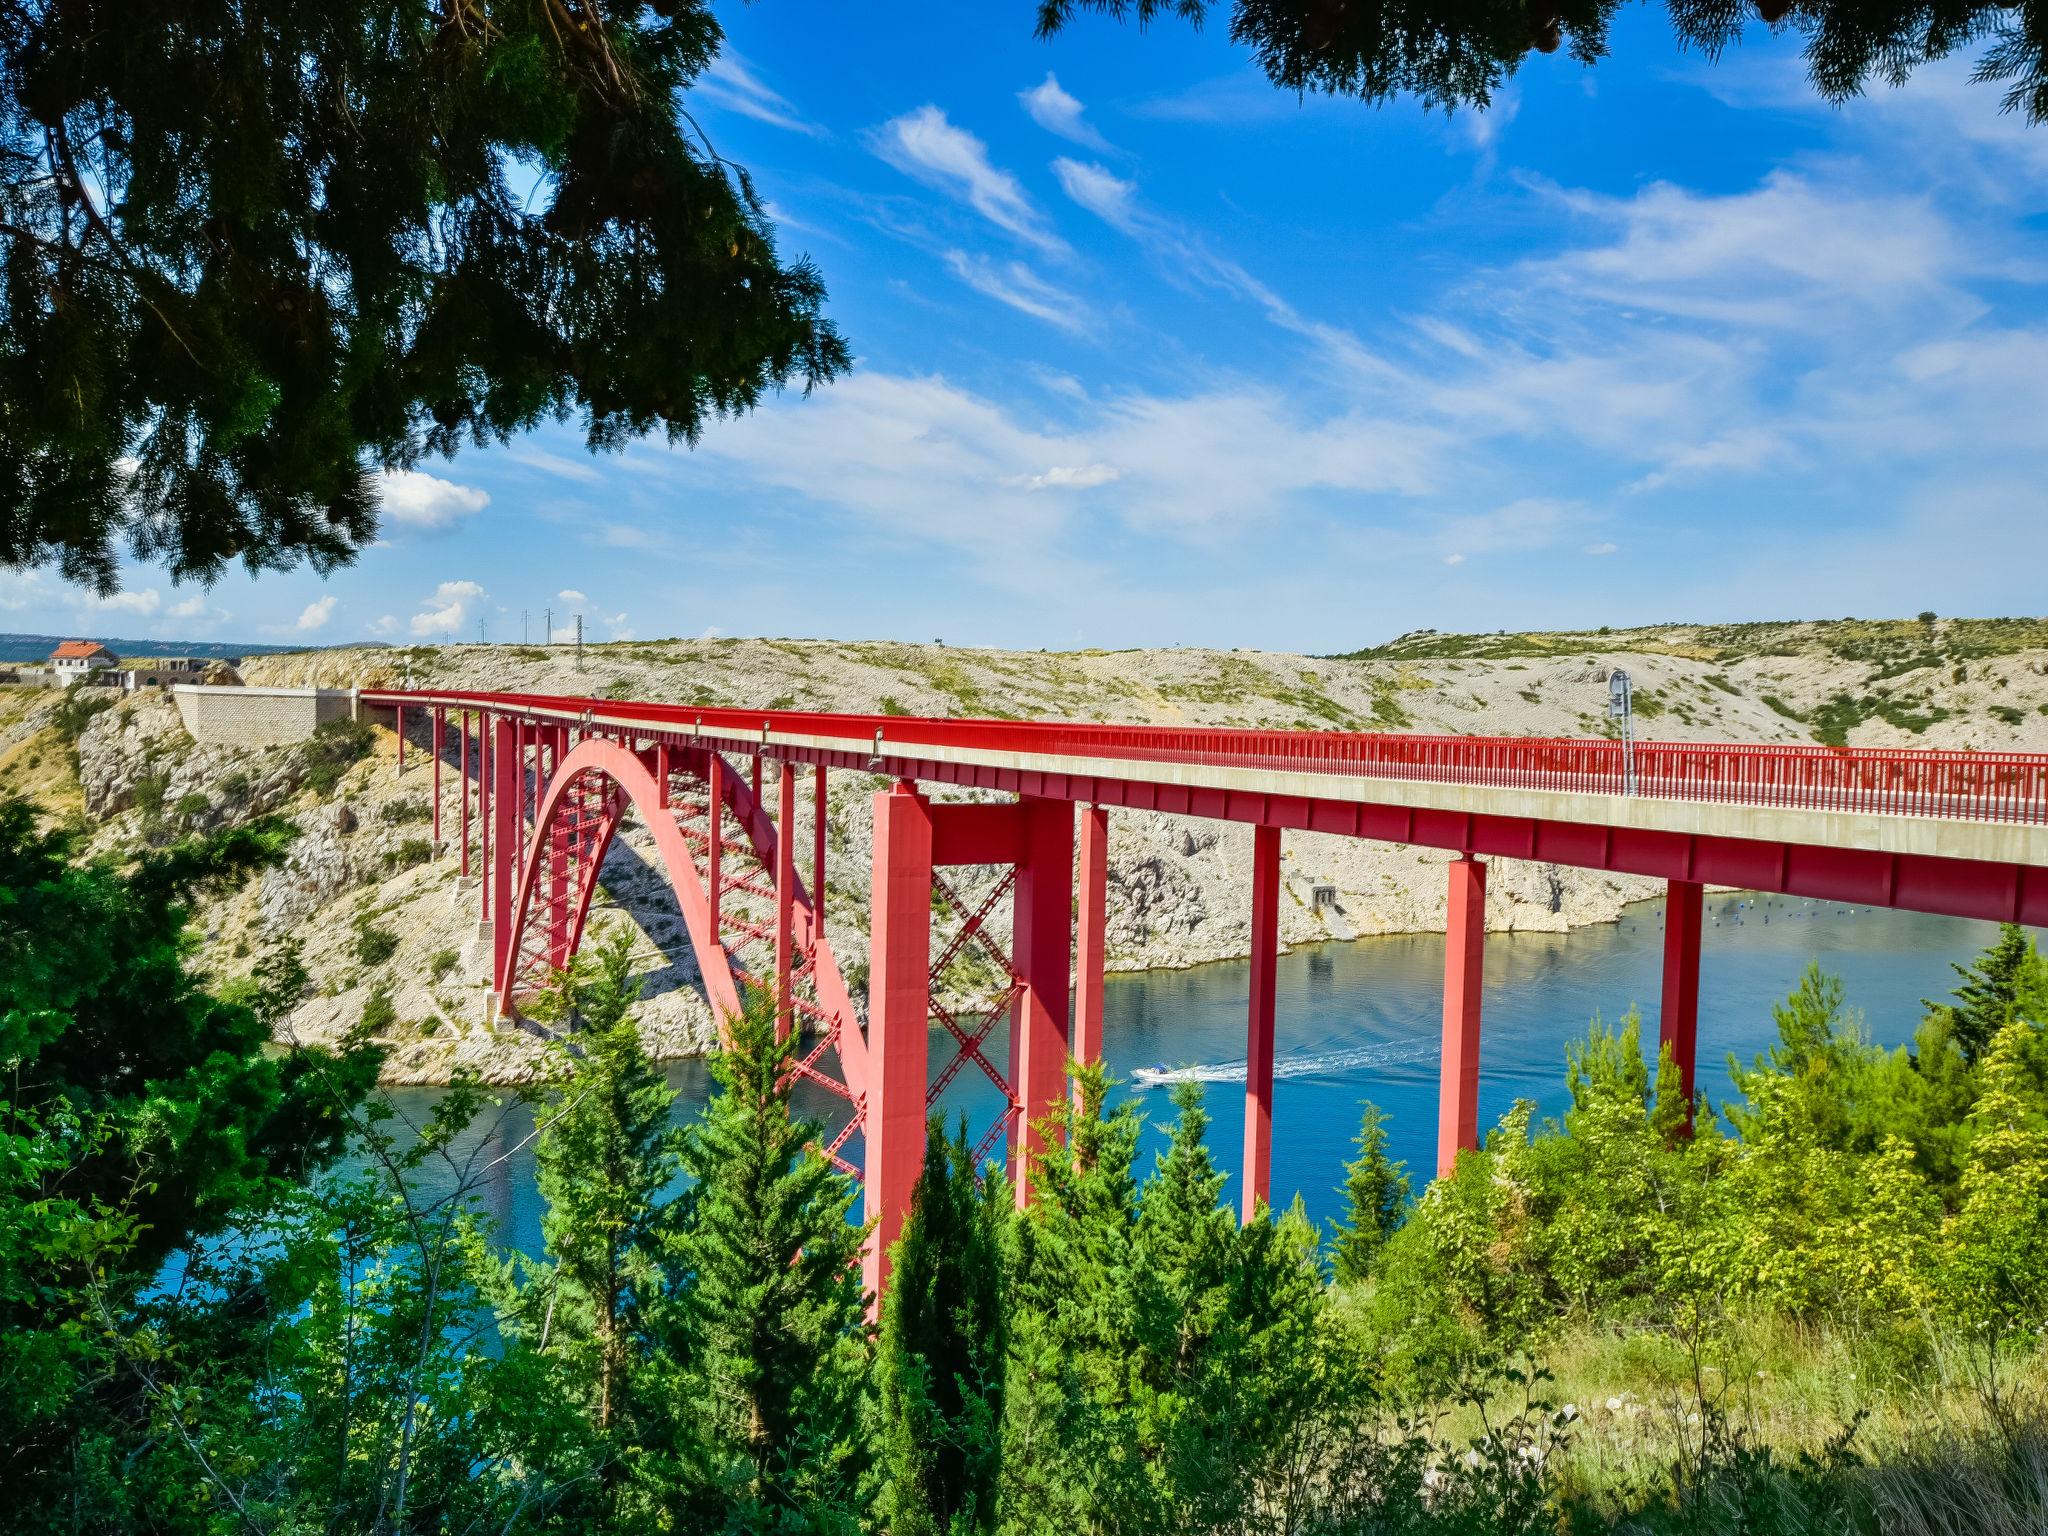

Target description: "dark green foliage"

left=483, top=927, right=692, bottom=1529
left=1036, top=0, right=2048, bottom=125
left=300, top=715, right=374, bottom=796
left=0, top=797, right=377, bottom=1529
left=359, top=981, right=397, bottom=1034
left=1330, top=1100, right=1409, bottom=1283
left=0, top=0, right=848, bottom=591
left=880, top=1116, right=1010, bottom=1536
left=675, top=991, right=872, bottom=1528
left=383, top=835, right=433, bottom=870
left=353, top=911, right=400, bottom=966
left=1935, top=922, right=2048, bottom=1063
left=1003, top=1073, right=1330, bottom=1533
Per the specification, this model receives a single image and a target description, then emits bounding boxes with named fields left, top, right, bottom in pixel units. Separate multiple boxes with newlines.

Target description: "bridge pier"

left=1010, top=797, right=1075, bottom=1204
left=1438, top=854, right=1488, bottom=1177
left=1241, top=825, right=1281, bottom=1220
left=459, top=712, right=471, bottom=877
left=1074, top=804, right=1109, bottom=1102
left=865, top=781, right=935, bottom=1301
left=774, top=763, right=796, bottom=1040
left=1660, top=879, right=1703, bottom=1118
left=489, top=715, right=519, bottom=995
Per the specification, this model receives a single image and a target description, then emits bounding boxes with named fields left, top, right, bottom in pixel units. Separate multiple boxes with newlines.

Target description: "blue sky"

left=7, top=4, right=2048, bottom=652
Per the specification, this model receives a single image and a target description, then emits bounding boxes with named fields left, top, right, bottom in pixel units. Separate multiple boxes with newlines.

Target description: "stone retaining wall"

left=172, top=684, right=355, bottom=748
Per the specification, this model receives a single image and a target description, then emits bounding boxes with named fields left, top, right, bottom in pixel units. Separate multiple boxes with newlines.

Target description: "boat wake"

left=1130, top=1040, right=1425, bottom=1087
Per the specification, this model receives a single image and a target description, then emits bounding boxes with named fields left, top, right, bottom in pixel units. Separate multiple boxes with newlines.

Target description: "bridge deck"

left=362, top=689, right=2048, bottom=926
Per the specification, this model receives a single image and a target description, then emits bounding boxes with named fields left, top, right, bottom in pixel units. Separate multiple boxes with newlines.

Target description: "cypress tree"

left=674, top=991, right=870, bottom=1531
left=1329, top=1102, right=1410, bottom=1285
left=878, top=1116, right=1009, bottom=1536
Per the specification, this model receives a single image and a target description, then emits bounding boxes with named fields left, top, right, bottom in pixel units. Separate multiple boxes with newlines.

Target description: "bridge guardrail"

left=363, top=691, right=2048, bottom=828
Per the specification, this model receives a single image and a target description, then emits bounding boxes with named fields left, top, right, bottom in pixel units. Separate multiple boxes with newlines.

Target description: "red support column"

left=1438, top=854, right=1488, bottom=1178
left=865, top=781, right=934, bottom=1303
left=751, top=751, right=762, bottom=807
left=395, top=704, right=405, bottom=772
left=431, top=708, right=443, bottom=847
left=813, top=765, right=828, bottom=939
left=459, top=713, right=471, bottom=878
left=490, top=715, right=520, bottom=1004
left=657, top=742, right=671, bottom=809
left=1010, top=797, right=1076, bottom=1204
left=774, top=763, right=796, bottom=1040
left=1661, top=879, right=1704, bottom=1115
left=706, top=753, right=724, bottom=950
left=1243, top=823, right=1281, bottom=1222
left=1073, top=804, right=1109, bottom=1098
left=479, top=716, right=492, bottom=922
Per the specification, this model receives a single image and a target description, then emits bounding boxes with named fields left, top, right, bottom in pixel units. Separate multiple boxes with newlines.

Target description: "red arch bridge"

left=362, top=688, right=2048, bottom=1296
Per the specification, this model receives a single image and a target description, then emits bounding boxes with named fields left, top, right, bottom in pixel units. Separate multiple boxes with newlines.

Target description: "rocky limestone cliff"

left=32, top=617, right=2047, bottom=1084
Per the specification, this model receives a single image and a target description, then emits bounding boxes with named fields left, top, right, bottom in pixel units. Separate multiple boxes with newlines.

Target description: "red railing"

left=366, top=691, right=2048, bottom=827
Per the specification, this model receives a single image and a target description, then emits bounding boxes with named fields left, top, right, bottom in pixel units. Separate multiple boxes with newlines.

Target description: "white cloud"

left=1020, top=73, right=1111, bottom=151
left=871, top=106, right=1065, bottom=255
left=1442, top=553, right=1466, bottom=566
left=88, top=587, right=161, bottom=617
left=295, top=595, right=337, bottom=632
left=557, top=588, right=588, bottom=605
left=1584, top=541, right=1618, bottom=556
left=379, top=469, right=491, bottom=530
left=699, top=51, right=820, bottom=135
left=1458, top=88, right=1519, bottom=153
left=168, top=594, right=208, bottom=619
left=370, top=614, right=398, bottom=637
left=1010, top=464, right=1121, bottom=491
left=942, top=250, right=1089, bottom=332
left=410, top=579, right=485, bottom=637
left=0, top=569, right=53, bottom=611
left=1051, top=158, right=1137, bottom=232
left=507, top=444, right=603, bottom=484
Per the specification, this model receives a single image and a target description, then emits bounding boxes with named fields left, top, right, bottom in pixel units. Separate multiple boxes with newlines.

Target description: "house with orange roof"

left=50, top=639, right=119, bottom=679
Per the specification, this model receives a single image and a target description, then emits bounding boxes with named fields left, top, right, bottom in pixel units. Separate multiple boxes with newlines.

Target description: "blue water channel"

left=373, top=895, right=2036, bottom=1255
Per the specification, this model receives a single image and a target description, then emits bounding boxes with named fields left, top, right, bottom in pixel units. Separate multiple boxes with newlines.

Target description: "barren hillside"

left=10, top=616, right=2042, bottom=1083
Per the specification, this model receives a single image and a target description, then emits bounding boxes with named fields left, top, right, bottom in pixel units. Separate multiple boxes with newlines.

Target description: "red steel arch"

left=492, top=732, right=873, bottom=1143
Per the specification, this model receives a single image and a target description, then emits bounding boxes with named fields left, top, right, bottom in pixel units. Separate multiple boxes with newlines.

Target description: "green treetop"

left=1330, top=1101, right=1410, bottom=1284
left=878, top=1115, right=1010, bottom=1536
left=1036, top=0, right=2048, bottom=123
left=673, top=992, right=871, bottom=1530
left=0, top=1, right=848, bottom=591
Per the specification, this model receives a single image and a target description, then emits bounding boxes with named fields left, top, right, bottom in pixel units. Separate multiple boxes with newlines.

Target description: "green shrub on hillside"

left=301, top=716, right=376, bottom=797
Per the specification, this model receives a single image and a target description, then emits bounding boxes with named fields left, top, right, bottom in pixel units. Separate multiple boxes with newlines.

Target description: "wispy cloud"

left=1019, top=73, right=1112, bottom=152
left=871, top=106, right=1066, bottom=255
left=699, top=51, right=820, bottom=135
left=942, top=250, right=1089, bottom=332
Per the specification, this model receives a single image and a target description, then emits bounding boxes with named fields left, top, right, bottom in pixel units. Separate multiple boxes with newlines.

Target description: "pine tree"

left=1936, top=923, right=2048, bottom=1062
left=1329, top=1102, right=1409, bottom=1284
left=675, top=991, right=870, bottom=1531
left=879, top=1116, right=1009, bottom=1536
left=526, top=927, right=684, bottom=1448
left=1002, top=1059, right=1145, bottom=1531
